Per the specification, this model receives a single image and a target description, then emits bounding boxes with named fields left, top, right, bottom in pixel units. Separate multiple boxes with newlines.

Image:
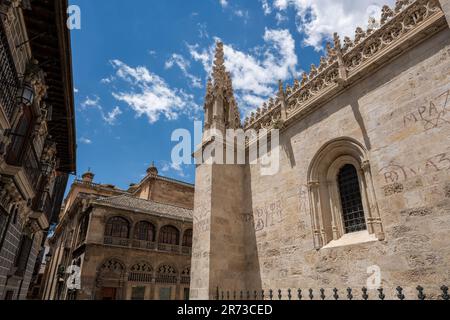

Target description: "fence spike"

left=278, top=289, right=282, bottom=300
left=269, top=289, right=273, bottom=300
left=347, top=288, right=353, bottom=300
left=221, top=291, right=224, bottom=300
left=396, top=287, right=405, bottom=300
left=240, top=291, right=243, bottom=300
left=416, top=286, right=425, bottom=300
left=233, top=291, right=236, bottom=300
left=261, top=290, right=265, bottom=300
left=254, top=290, right=258, bottom=300
left=441, top=286, right=449, bottom=301
left=333, top=288, right=339, bottom=300
left=216, top=287, right=219, bottom=300
left=309, top=289, right=314, bottom=300
left=320, top=288, right=325, bottom=300
left=288, top=289, right=292, bottom=300
left=227, top=291, right=230, bottom=300
left=378, top=288, right=385, bottom=300
left=362, top=287, right=369, bottom=300
left=298, top=289, right=302, bottom=300
left=247, top=291, right=250, bottom=300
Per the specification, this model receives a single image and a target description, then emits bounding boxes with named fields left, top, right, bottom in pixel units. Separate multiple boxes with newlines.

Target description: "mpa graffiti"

left=404, top=90, right=450, bottom=131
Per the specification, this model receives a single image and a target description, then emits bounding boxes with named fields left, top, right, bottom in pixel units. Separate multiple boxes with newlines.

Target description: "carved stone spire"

left=203, top=41, right=241, bottom=133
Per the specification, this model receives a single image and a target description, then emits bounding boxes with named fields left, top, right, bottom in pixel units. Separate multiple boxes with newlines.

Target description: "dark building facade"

left=0, top=0, right=76, bottom=300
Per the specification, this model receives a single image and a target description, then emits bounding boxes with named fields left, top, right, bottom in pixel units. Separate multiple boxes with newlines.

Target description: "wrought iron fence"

left=215, top=286, right=450, bottom=301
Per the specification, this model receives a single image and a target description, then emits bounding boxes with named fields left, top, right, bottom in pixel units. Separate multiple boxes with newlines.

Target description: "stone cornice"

left=244, top=0, right=447, bottom=132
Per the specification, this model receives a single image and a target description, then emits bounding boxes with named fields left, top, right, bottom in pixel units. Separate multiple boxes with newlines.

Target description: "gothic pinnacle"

left=213, top=41, right=226, bottom=88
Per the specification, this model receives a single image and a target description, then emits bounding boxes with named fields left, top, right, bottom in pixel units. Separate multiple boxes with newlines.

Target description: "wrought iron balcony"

left=0, top=17, right=20, bottom=122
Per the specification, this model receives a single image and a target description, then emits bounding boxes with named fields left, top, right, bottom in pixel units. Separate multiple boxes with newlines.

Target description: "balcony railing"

left=103, top=236, right=191, bottom=255
left=181, top=246, right=192, bottom=255
left=0, top=18, right=20, bottom=123
left=103, top=236, right=130, bottom=247
left=158, top=243, right=180, bottom=253
left=155, top=275, right=177, bottom=284
left=131, top=239, right=156, bottom=250
left=181, top=276, right=191, bottom=285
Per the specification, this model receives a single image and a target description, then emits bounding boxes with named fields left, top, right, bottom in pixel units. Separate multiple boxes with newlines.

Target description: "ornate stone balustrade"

left=244, top=0, right=447, bottom=131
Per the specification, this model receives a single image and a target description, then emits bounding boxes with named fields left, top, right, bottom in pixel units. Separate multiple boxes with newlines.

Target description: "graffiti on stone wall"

left=383, top=182, right=404, bottom=196
left=403, top=89, right=450, bottom=131
left=298, top=185, right=310, bottom=216
left=379, top=151, right=450, bottom=196
left=380, top=152, right=450, bottom=183
left=254, top=200, right=283, bottom=232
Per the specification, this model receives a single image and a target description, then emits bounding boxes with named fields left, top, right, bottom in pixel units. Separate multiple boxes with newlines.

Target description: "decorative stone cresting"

left=243, top=0, right=446, bottom=130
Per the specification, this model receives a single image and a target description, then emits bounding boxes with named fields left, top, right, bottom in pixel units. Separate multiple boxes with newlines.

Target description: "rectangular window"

left=14, top=235, right=34, bottom=277
left=131, top=286, right=146, bottom=300
left=159, top=287, right=172, bottom=300
left=184, top=288, right=190, bottom=300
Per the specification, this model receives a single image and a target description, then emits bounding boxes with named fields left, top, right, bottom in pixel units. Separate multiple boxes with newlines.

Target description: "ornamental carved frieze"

left=244, top=0, right=445, bottom=132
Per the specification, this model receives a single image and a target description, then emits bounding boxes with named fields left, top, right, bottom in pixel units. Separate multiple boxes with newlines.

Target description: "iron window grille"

left=0, top=17, right=20, bottom=122
left=337, top=164, right=367, bottom=233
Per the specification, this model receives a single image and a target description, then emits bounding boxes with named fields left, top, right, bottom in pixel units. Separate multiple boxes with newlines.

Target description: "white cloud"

left=108, top=59, right=199, bottom=123
left=261, top=0, right=272, bottom=15
left=161, top=161, right=188, bottom=178
left=79, top=137, right=92, bottom=145
left=74, top=88, right=79, bottom=94
left=81, top=95, right=101, bottom=110
left=270, top=0, right=395, bottom=49
left=198, top=22, right=209, bottom=39
left=219, top=0, right=228, bottom=8
left=165, top=54, right=203, bottom=88
left=80, top=95, right=122, bottom=125
left=189, top=28, right=298, bottom=114
left=102, top=106, right=122, bottom=125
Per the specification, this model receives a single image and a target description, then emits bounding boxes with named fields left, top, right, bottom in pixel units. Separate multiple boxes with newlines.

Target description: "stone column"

left=190, top=142, right=257, bottom=300
left=440, top=0, right=450, bottom=27
left=308, top=181, right=322, bottom=249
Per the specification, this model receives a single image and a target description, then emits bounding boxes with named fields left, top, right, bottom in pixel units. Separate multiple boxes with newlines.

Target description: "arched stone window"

left=95, top=258, right=126, bottom=300
left=105, top=217, right=129, bottom=238
left=159, top=225, right=179, bottom=245
left=128, top=262, right=153, bottom=283
left=134, top=221, right=155, bottom=242
left=337, top=164, right=367, bottom=233
left=155, top=264, right=178, bottom=284
left=307, top=138, right=384, bottom=249
left=182, top=229, right=193, bottom=247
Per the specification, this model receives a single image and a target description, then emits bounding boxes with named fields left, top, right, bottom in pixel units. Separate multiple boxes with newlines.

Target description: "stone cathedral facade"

left=191, top=0, right=450, bottom=300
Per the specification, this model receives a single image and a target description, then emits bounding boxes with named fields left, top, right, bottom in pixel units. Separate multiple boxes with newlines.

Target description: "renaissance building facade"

left=0, top=0, right=76, bottom=300
left=191, top=0, right=450, bottom=300
left=42, top=166, right=194, bottom=300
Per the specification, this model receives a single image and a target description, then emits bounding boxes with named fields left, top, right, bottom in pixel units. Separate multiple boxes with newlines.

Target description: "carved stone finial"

left=301, top=72, right=308, bottom=85
left=354, top=27, right=366, bottom=44
left=309, top=64, right=317, bottom=78
left=333, top=32, right=341, bottom=51
left=381, top=5, right=394, bottom=25
left=343, top=36, right=353, bottom=51
left=212, top=41, right=226, bottom=91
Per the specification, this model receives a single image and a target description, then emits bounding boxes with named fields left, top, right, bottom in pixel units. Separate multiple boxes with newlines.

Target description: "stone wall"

left=245, top=27, right=450, bottom=298
left=441, top=0, right=450, bottom=26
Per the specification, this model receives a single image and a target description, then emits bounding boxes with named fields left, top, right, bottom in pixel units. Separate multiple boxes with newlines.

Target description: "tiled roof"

left=93, top=195, right=193, bottom=221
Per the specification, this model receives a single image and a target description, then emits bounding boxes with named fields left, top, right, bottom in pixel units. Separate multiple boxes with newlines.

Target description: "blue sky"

left=68, top=0, right=394, bottom=191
